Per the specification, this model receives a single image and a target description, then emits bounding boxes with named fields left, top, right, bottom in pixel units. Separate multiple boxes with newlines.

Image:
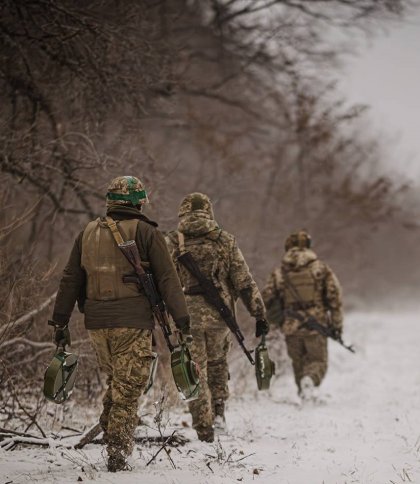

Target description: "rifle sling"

left=105, top=216, right=147, bottom=275
left=177, top=233, right=233, bottom=322
left=178, top=231, right=186, bottom=254
left=105, top=216, right=125, bottom=246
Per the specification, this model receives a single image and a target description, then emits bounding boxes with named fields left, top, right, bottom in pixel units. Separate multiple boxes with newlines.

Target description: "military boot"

left=196, top=425, right=214, bottom=443
left=107, top=450, right=130, bottom=472
left=299, top=375, right=315, bottom=401
left=213, top=400, right=227, bottom=432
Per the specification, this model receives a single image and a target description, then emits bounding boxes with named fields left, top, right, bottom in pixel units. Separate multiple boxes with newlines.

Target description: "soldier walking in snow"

left=166, top=193, right=268, bottom=442
left=49, top=176, right=190, bottom=472
left=262, top=230, right=343, bottom=400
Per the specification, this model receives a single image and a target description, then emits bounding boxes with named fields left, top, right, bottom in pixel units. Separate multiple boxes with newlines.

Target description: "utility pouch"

left=255, top=335, right=275, bottom=391
left=171, top=341, right=200, bottom=402
left=43, top=349, right=78, bottom=404
left=144, top=351, right=158, bottom=395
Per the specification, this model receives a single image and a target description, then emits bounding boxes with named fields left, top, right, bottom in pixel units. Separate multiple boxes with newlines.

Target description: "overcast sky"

left=339, top=5, right=420, bottom=183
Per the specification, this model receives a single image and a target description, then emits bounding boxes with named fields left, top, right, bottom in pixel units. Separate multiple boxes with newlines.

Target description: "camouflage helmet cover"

left=178, top=192, right=214, bottom=219
left=106, top=175, right=148, bottom=206
left=285, top=230, right=312, bottom=251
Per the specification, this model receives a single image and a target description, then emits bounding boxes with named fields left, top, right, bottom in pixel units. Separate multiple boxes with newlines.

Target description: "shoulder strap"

left=177, top=231, right=186, bottom=254
left=105, top=216, right=125, bottom=246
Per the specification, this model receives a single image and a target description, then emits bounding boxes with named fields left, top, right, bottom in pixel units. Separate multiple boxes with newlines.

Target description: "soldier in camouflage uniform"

left=166, top=193, right=268, bottom=442
left=262, top=230, right=343, bottom=399
left=50, top=176, right=190, bottom=472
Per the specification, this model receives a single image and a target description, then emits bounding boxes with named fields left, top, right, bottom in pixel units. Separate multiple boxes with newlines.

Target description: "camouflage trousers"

left=89, top=328, right=152, bottom=458
left=186, top=296, right=231, bottom=431
left=285, top=333, right=328, bottom=389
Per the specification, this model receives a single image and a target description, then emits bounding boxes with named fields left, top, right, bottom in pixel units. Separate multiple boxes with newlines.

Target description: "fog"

left=340, top=5, right=420, bottom=182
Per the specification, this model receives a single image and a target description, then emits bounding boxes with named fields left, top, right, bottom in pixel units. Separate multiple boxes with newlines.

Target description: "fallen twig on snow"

left=146, top=430, right=177, bottom=467
left=0, top=427, right=39, bottom=440
left=91, top=433, right=189, bottom=448
left=74, top=423, right=102, bottom=449
left=145, top=393, right=177, bottom=469
left=75, top=415, right=144, bottom=449
left=0, top=435, right=73, bottom=451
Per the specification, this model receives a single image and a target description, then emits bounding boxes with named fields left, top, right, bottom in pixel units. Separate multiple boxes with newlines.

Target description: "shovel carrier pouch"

left=144, top=351, right=159, bottom=395
left=43, top=350, right=78, bottom=404
left=171, top=344, right=200, bottom=402
left=255, top=335, right=275, bottom=391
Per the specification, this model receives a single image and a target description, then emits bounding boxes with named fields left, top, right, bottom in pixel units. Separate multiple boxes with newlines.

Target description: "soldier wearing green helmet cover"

left=50, top=175, right=190, bottom=472
left=166, top=193, right=268, bottom=442
left=262, top=230, right=343, bottom=401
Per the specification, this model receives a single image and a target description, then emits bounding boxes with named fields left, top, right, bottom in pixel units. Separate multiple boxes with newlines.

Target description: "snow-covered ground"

left=2, top=311, right=420, bottom=484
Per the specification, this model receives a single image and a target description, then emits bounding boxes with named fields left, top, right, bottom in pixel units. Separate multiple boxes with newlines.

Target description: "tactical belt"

left=287, top=301, right=315, bottom=311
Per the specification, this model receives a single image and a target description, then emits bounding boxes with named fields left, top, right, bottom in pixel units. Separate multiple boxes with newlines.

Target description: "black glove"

left=255, top=319, right=269, bottom=338
left=175, top=317, right=193, bottom=345
left=49, top=320, right=71, bottom=347
left=182, top=333, right=193, bottom=346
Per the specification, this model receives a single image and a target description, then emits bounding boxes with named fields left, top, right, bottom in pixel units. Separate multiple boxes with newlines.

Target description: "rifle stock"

left=119, top=241, right=174, bottom=352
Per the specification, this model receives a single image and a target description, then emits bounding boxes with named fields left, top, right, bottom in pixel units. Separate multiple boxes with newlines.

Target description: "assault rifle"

left=177, top=251, right=255, bottom=365
left=119, top=240, right=174, bottom=352
left=286, top=309, right=355, bottom=353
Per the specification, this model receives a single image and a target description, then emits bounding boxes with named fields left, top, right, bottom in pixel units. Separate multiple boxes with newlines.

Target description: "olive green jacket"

left=52, top=206, right=190, bottom=330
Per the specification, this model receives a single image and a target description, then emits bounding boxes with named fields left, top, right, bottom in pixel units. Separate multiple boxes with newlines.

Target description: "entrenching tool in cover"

left=43, top=322, right=78, bottom=404
left=255, top=334, right=275, bottom=390
left=171, top=334, right=200, bottom=401
left=144, top=352, right=159, bottom=395
left=105, top=217, right=200, bottom=401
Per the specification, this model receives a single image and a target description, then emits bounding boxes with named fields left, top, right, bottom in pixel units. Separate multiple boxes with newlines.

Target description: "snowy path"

left=2, top=311, right=420, bottom=484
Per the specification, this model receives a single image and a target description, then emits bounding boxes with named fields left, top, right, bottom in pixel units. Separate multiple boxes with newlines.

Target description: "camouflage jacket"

left=166, top=212, right=265, bottom=321
left=262, top=248, right=343, bottom=336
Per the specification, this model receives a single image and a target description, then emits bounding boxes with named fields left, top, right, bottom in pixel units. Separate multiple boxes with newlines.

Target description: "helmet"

left=106, top=176, right=148, bottom=206
left=178, top=192, right=214, bottom=219
left=284, top=230, right=312, bottom=251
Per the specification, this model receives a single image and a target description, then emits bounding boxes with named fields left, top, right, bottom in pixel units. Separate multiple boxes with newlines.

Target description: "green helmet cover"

left=107, top=175, right=148, bottom=206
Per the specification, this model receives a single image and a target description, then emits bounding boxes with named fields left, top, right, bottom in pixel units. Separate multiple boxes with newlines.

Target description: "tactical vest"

left=283, top=265, right=316, bottom=308
left=81, top=218, right=139, bottom=301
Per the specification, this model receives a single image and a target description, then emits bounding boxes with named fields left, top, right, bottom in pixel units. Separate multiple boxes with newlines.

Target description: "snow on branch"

left=3, top=292, right=57, bottom=331
left=0, top=338, right=55, bottom=350
left=0, top=435, right=73, bottom=451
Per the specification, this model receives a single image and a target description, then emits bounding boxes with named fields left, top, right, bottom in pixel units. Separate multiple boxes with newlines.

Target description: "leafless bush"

left=0, top=0, right=419, bottom=427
